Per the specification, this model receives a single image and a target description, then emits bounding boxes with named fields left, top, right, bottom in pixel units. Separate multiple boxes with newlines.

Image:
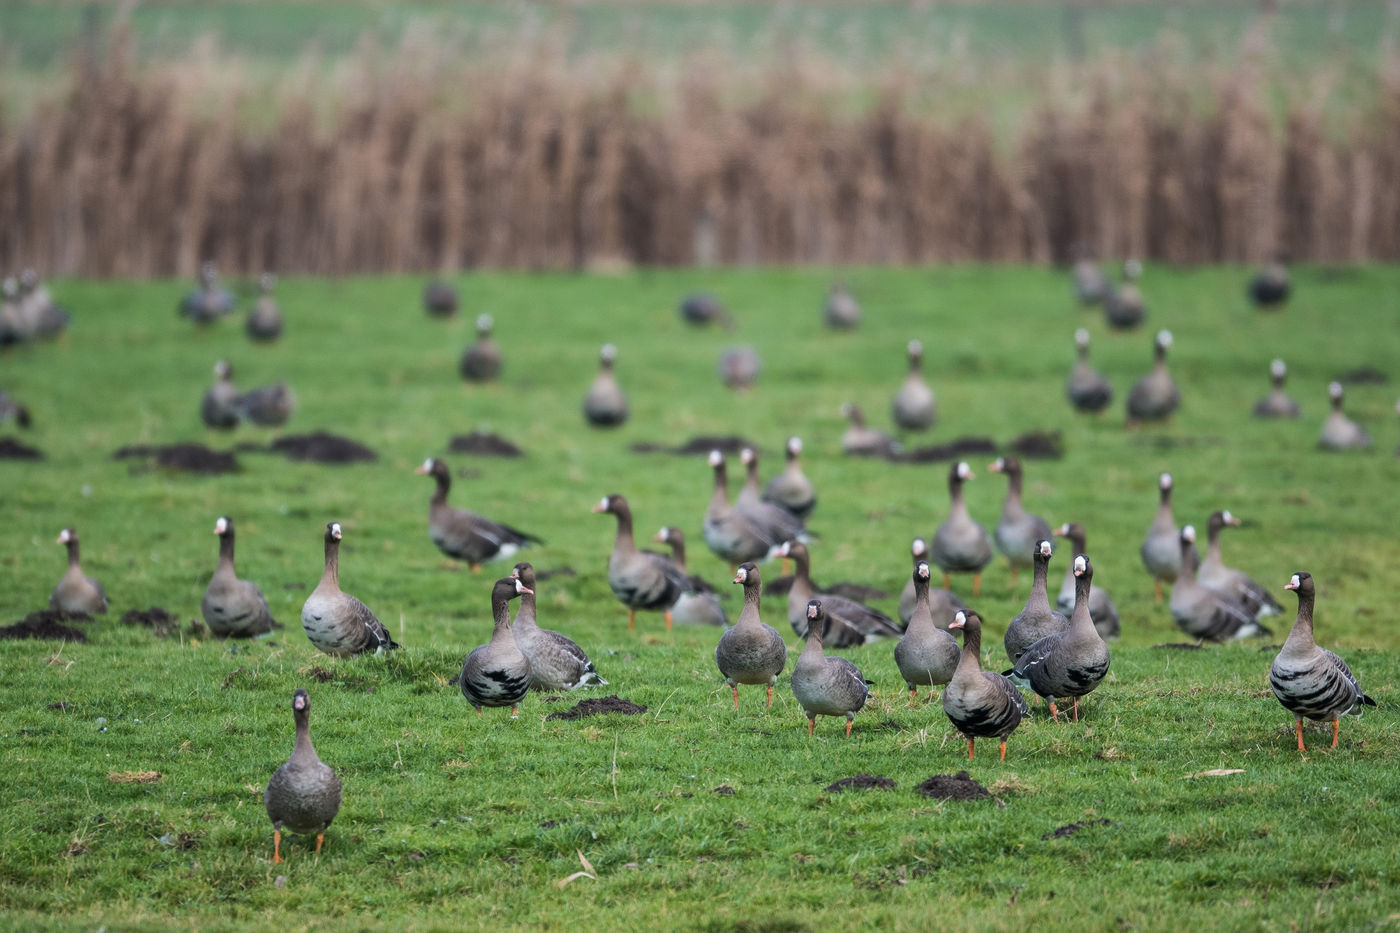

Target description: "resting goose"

left=582, top=344, right=629, bottom=427
left=1139, top=472, right=1180, bottom=603
left=236, top=382, right=296, bottom=426
left=736, top=448, right=805, bottom=546
left=792, top=600, right=871, bottom=737
left=898, top=537, right=965, bottom=627
left=201, top=360, right=241, bottom=429
left=1066, top=329, right=1113, bottom=414
left=761, top=436, right=816, bottom=520
left=179, top=262, right=234, bottom=324
left=50, top=528, right=108, bottom=615
left=715, top=562, right=787, bottom=708
left=1169, top=526, right=1266, bottom=643
left=1270, top=572, right=1374, bottom=751
left=891, top=339, right=937, bottom=431
left=894, top=561, right=961, bottom=702
left=988, top=456, right=1054, bottom=588
left=300, top=522, right=398, bottom=656
left=460, top=577, right=533, bottom=716
left=653, top=527, right=727, bottom=627
left=1249, top=259, right=1290, bottom=310
left=1053, top=522, right=1120, bottom=640
left=459, top=314, right=502, bottom=382
left=1003, top=540, right=1068, bottom=666
left=779, top=540, right=901, bottom=646
left=594, top=494, right=687, bottom=630
left=1010, top=555, right=1111, bottom=722
left=1073, top=257, right=1110, bottom=306
left=245, top=273, right=283, bottom=342
left=1198, top=510, right=1282, bottom=619
left=823, top=283, right=862, bottom=330
left=1104, top=259, right=1146, bottom=330
left=422, top=279, right=458, bottom=318
left=840, top=403, right=899, bottom=458
left=943, top=610, right=1028, bottom=761
left=509, top=562, right=607, bottom=689
left=1126, top=329, right=1180, bottom=425
left=930, top=461, right=993, bottom=596
left=264, top=689, right=341, bottom=863
left=718, top=345, right=762, bottom=390
left=416, top=457, right=540, bottom=570
left=202, top=516, right=278, bottom=638
left=679, top=292, right=733, bottom=329
left=702, top=450, right=775, bottom=567
left=1253, top=359, right=1301, bottom=419
left=1318, top=382, right=1371, bottom=450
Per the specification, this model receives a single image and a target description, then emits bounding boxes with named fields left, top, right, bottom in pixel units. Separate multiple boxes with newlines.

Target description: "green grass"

left=2, top=266, right=1399, bottom=930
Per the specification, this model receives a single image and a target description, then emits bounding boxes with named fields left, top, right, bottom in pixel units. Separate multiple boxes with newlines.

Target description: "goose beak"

left=518, top=585, right=534, bottom=595
left=414, top=465, right=430, bottom=475
left=1284, top=581, right=1297, bottom=591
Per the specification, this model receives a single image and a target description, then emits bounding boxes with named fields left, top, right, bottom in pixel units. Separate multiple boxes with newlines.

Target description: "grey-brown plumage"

left=461, top=577, right=533, bottom=715
left=1073, top=258, right=1109, bottom=306
left=423, top=279, right=458, bottom=318
left=246, top=273, right=283, bottom=341
left=459, top=314, right=502, bottom=382
left=417, top=457, right=539, bottom=568
left=1066, top=329, right=1113, bottom=413
left=703, top=450, right=777, bottom=566
left=736, top=448, right=805, bottom=548
left=780, top=540, right=901, bottom=647
left=792, top=600, right=870, bottom=737
left=1169, top=526, right=1267, bottom=643
left=715, top=563, right=787, bottom=708
left=1004, top=540, right=1068, bottom=665
left=0, top=277, right=22, bottom=345
left=265, top=689, right=341, bottom=862
left=761, top=436, right=816, bottom=520
left=237, top=382, right=296, bottom=426
left=1126, top=329, right=1179, bottom=423
left=894, top=561, right=960, bottom=701
left=943, top=610, right=1028, bottom=761
left=201, top=360, right=241, bottom=429
left=202, top=516, right=277, bottom=638
left=49, top=528, right=107, bottom=615
left=594, top=494, right=687, bottom=630
left=1011, top=555, right=1111, bottom=722
left=840, top=403, right=899, bottom=458
left=1318, top=382, right=1371, bottom=450
left=180, top=262, right=234, bottom=324
left=1271, top=572, right=1375, bottom=751
left=898, top=537, right=965, bottom=627
left=988, top=456, right=1054, bottom=586
left=652, top=527, right=727, bottom=626
left=300, top=522, right=398, bottom=657
left=718, top=345, right=761, bottom=390
left=1249, top=260, right=1290, bottom=310
left=679, top=292, right=733, bottom=328
left=930, top=461, right=993, bottom=596
left=1140, top=472, right=1180, bottom=599
left=891, top=339, right=937, bottom=431
left=583, top=343, right=629, bottom=427
left=1104, top=259, right=1146, bottom=330
left=823, top=282, right=861, bottom=330
left=509, top=562, right=606, bottom=689
left=1054, top=522, right=1120, bottom=640
left=1253, top=359, right=1300, bottom=418
left=1198, top=510, right=1282, bottom=620
left=0, top=389, right=31, bottom=428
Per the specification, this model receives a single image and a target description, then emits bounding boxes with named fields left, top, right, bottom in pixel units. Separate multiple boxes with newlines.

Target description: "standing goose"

left=1104, top=259, right=1146, bottom=330
left=460, top=576, right=533, bottom=716
left=20, top=269, right=69, bottom=339
left=1003, top=540, right=1068, bottom=666
left=1253, top=359, right=1301, bottom=418
left=1270, top=572, right=1375, bottom=752
left=717, top=345, right=762, bottom=391
left=1053, top=522, right=1120, bottom=640
left=988, top=456, right=1054, bottom=588
left=1318, top=382, right=1371, bottom=450
left=1197, top=510, right=1282, bottom=619
left=891, top=339, right=937, bottom=432
left=930, top=461, right=993, bottom=597
left=49, top=528, right=108, bottom=615
left=792, top=600, right=871, bottom=737
left=201, top=360, right=241, bottom=429
left=422, top=279, right=458, bottom=318
left=202, top=516, right=278, bottom=638
left=300, top=522, right=398, bottom=656
left=264, top=689, right=341, bottom=863
left=1073, top=256, right=1110, bottom=306
left=894, top=561, right=961, bottom=702
left=702, top=450, right=775, bottom=567
left=823, top=282, right=862, bottom=330
left=761, top=436, right=816, bottom=520
left=898, top=537, right=965, bottom=627
left=715, top=562, right=787, bottom=708
left=459, top=314, right=502, bottom=382
left=653, top=527, right=727, bottom=627
left=1066, top=329, right=1113, bottom=414
left=416, top=457, right=540, bottom=570
left=736, top=448, right=805, bottom=546
left=509, top=562, right=607, bottom=690
left=1010, top=555, right=1111, bottom=722
left=582, top=344, right=629, bottom=427
left=179, top=262, right=235, bottom=324
left=0, top=277, right=22, bottom=345
left=840, top=403, right=899, bottom=458
left=593, top=494, right=688, bottom=631
left=245, top=273, right=283, bottom=342
left=1249, top=258, right=1290, bottom=310
left=1139, top=472, right=1180, bottom=603
left=779, top=540, right=902, bottom=647
left=943, top=610, right=1028, bottom=761
left=1126, top=330, right=1180, bottom=425
left=1168, top=526, right=1266, bottom=643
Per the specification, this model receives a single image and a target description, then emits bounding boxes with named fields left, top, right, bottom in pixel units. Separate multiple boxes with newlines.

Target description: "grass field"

left=1, top=266, right=1399, bottom=930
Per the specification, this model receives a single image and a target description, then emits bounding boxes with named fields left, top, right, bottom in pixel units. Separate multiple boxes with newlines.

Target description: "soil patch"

left=895, top=436, right=998, bottom=463
left=1007, top=429, right=1064, bottom=460
left=0, top=437, right=43, bottom=459
left=269, top=431, right=377, bottom=463
left=1335, top=366, right=1387, bottom=384
left=120, top=606, right=181, bottom=638
left=0, top=611, right=88, bottom=642
left=449, top=431, right=524, bottom=458
left=824, top=774, right=897, bottom=793
left=112, top=443, right=238, bottom=474
left=545, top=695, right=648, bottom=721
left=1042, top=818, right=1113, bottom=840
left=631, top=435, right=758, bottom=456
left=915, top=770, right=989, bottom=801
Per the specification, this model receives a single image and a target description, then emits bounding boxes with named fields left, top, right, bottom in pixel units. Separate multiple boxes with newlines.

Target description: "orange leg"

left=1296, top=718, right=1306, bottom=752
left=966, top=738, right=975, bottom=760
left=1073, top=697, right=1080, bottom=722
left=476, top=708, right=483, bottom=717
left=1154, top=580, right=1163, bottom=604
left=470, top=564, right=481, bottom=573
left=765, top=685, right=773, bottom=708
left=943, top=572, right=952, bottom=590
left=314, top=833, right=325, bottom=855
left=844, top=719, right=853, bottom=739
left=972, top=574, right=982, bottom=597
left=807, top=717, right=815, bottom=737
left=664, top=610, right=673, bottom=632
left=628, top=609, right=636, bottom=631
left=511, top=706, right=519, bottom=719
left=1049, top=701, right=1061, bottom=724
left=1331, top=719, right=1340, bottom=749
left=908, top=686, right=918, bottom=704
left=731, top=685, right=739, bottom=709
left=272, top=829, right=283, bottom=863
left=999, top=739, right=1007, bottom=761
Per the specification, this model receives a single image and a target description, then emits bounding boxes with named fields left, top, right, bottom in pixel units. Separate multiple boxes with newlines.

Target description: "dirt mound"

left=120, top=606, right=181, bottom=638
left=546, top=695, right=648, bottom=721
left=112, top=443, right=238, bottom=474
left=1335, top=366, right=1387, bottom=384
left=1042, top=818, right=1113, bottom=840
left=0, top=611, right=88, bottom=642
left=1007, top=429, right=1064, bottom=460
left=915, top=770, right=989, bottom=800
left=631, top=435, right=758, bottom=456
left=825, top=774, right=897, bottom=793
left=449, top=431, right=524, bottom=458
left=896, top=437, right=998, bottom=463
left=270, top=431, right=377, bottom=463
left=0, top=437, right=43, bottom=459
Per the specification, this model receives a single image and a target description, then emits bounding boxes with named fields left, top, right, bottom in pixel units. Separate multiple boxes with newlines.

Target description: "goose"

left=930, top=461, right=993, bottom=596
left=702, top=450, right=776, bottom=567
left=1318, top=382, right=1371, bottom=450
left=201, top=360, right=241, bottom=429
left=0, top=389, right=31, bottom=428
left=988, top=456, right=1054, bottom=588
left=0, top=277, right=24, bottom=345
left=736, top=448, right=805, bottom=546
left=891, top=340, right=937, bottom=431
left=894, top=561, right=961, bottom=702
left=897, top=537, right=965, bottom=627
left=943, top=610, right=1028, bottom=761
left=1003, top=540, right=1068, bottom=666
left=18, top=269, right=68, bottom=339
left=652, top=527, right=727, bottom=626
left=423, top=279, right=458, bottom=318
left=593, top=494, right=688, bottom=630
left=236, top=382, right=296, bottom=426
left=509, top=562, right=608, bottom=687
left=1253, top=359, right=1301, bottom=418
left=460, top=576, right=533, bottom=716
left=779, top=540, right=901, bottom=647
left=1249, top=258, right=1290, bottom=310
left=416, top=457, right=540, bottom=570
left=1126, top=329, right=1180, bottom=424
left=1271, top=572, right=1375, bottom=751
left=1168, top=526, right=1267, bottom=643
left=1073, top=256, right=1110, bottom=306
left=245, top=273, right=283, bottom=342
left=1104, top=259, right=1146, bottom=330
left=823, top=282, right=861, bottom=330
left=715, top=562, right=788, bottom=708
left=1066, top=329, right=1113, bottom=414
left=179, top=262, right=234, bottom=324
left=1139, top=471, right=1180, bottom=603
left=50, top=528, right=108, bottom=615
left=679, top=292, right=733, bottom=328
left=761, top=436, right=816, bottom=520
left=792, top=600, right=871, bottom=737
left=583, top=343, right=629, bottom=427
left=202, top=516, right=278, bottom=638
left=1197, top=510, right=1282, bottom=619
left=459, top=314, right=502, bottom=382
left=1010, top=555, right=1111, bottom=722
left=300, top=522, right=398, bottom=656
left=718, top=345, right=762, bottom=390
left=840, top=403, right=899, bottom=458
left=264, top=689, right=341, bottom=863
left=1053, top=523, right=1120, bottom=640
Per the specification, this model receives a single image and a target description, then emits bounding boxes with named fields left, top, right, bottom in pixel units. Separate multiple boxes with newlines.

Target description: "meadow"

left=1, top=265, right=1399, bottom=930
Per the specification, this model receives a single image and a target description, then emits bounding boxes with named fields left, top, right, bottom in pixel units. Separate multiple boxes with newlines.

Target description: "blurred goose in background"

left=245, top=273, right=283, bottom=342
left=19, top=269, right=68, bottom=339
left=0, top=277, right=22, bottom=345
left=264, top=690, right=341, bottom=863
left=179, top=261, right=234, bottom=324
left=792, top=600, right=871, bottom=738
left=779, top=540, right=901, bottom=647
left=653, top=527, right=727, bottom=626
left=703, top=450, right=776, bottom=567
left=717, top=345, right=762, bottom=390
left=459, top=314, right=502, bottom=382
left=894, top=561, right=960, bottom=702
left=1073, top=255, right=1110, bottom=306
left=1318, top=382, right=1371, bottom=450
left=201, top=360, right=241, bottom=429
left=423, top=279, right=458, bottom=318
left=1066, top=328, right=1113, bottom=414
left=931, top=461, right=993, bottom=596
left=460, top=577, right=533, bottom=716
left=1197, top=510, right=1281, bottom=620
left=1249, top=258, right=1290, bottom=310
left=416, top=458, right=540, bottom=570
left=510, top=562, right=607, bottom=691
left=761, top=436, right=816, bottom=520
left=301, top=522, right=398, bottom=656
left=1169, top=526, right=1267, bottom=643
left=1010, top=555, right=1111, bottom=722
left=202, top=516, right=278, bottom=638
left=1054, top=522, right=1120, bottom=640
left=1003, top=540, right=1068, bottom=666
left=715, top=562, right=787, bottom=709
left=1253, top=359, right=1301, bottom=418
left=840, top=403, right=899, bottom=458
left=944, top=610, right=1028, bottom=761
left=1104, top=258, right=1146, bottom=330
left=898, top=537, right=965, bottom=627
left=1140, top=472, right=1180, bottom=603
left=823, top=282, right=861, bottom=330
left=237, top=382, right=296, bottom=426
left=736, top=448, right=805, bottom=546
left=594, top=494, right=687, bottom=631
left=891, top=339, right=937, bottom=431
left=1126, top=330, right=1180, bottom=425
left=583, top=343, right=629, bottom=427
left=50, top=528, right=108, bottom=616
left=988, top=456, right=1053, bottom=588
left=679, top=292, right=733, bottom=329
left=0, top=389, right=32, bottom=428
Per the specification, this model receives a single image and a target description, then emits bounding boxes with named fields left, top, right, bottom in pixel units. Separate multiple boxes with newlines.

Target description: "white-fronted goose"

left=1249, top=259, right=1290, bottom=310
left=459, top=314, right=502, bottom=382
left=461, top=576, right=533, bottom=715
left=50, top=528, right=108, bottom=615
left=593, top=494, right=687, bottom=631
left=237, top=382, right=296, bottom=426
left=1066, top=329, right=1113, bottom=414
left=1271, top=572, right=1375, bottom=751
left=943, top=610, right=1028, bottom=761
left=1010, top=555, right=1111, bottom=722
left=1073, top=257, right=1109, bottom=306
left=1104, top=259, right=1146, bottom=330
left=653, top=527, right=727, bottom=627
left=179, top=262, right=234, bottom=324
left=761, top=436, right=816, bottom=520
left=1169, top=526, right=1267, bottom=643
left=1139, top=471, right=1180, bottom=602
left=264, top=689, right=341, bottom=863
left=792, top=600, right=871, bottom=737
left=246, top=273, right=283, bottom=342
left=891, top=340, right=937, bottom=431
left=679, top=292, right=733, bottom=329
left=416, top=457, right=540, bottom=570
left=736, top=448, right=805, bottom=545
left=423, top=279, right=458, bottom=318
left=840, top=403, right=899, bottom=458
left=715, top=562, right=788, bottom=708
left=718, top=345, right=761, bottom=391
left=201, top=360, right=241, bottom=429
left=1198, top=510, right=1282, bottom=619
left=931, top=461, right=993, bottom=596
left=583, top=343, right=629, bottom=427
left=0, top=278, right=23, bottom=345
left=1253, top=359, right=1301, bottom=418
left=300, top=522, right=398, bottom=656
left=202, top=516, right=277, bottom=638
left=1318, top=382, right=1371, bottom=450
left=1053, top=522, right=1120, bottom=640
left=1003, top=540, right=1068, bottom=665
left=824, top=282, right=861, bottom=330
left=1126, top=330, right=1180, bottom=424
left=509, top=562, right=608, bottom=687
left=779, top=540, right=901, bottom=647
left=988, top=456, right=1054, bottom=588
left=898, top=537, right=965, bottom=627
left=702, top=450, right=775, bottom=567
left=894, top=561, right=961, bottom=702
left=18, top=269, right=68, bottom=338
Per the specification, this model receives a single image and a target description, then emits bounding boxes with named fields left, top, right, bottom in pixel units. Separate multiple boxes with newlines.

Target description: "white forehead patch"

left=709, top=450, right=723, bottom=466
left=1074, top=555, right=1087, bottom=573
left=1183, top=525, right=1195, bottom=541
left=1160, top=472, right=1172, bottom=489
left=1270, top=359, right=1286, bottom=378
left=215, top=517, right=228, bottom=533
left=1039, top=541, right=1053, bottom=557
left=1290, top=574, right=1300, bottom=588
left=788, top=436, right=802, bottom=454
left=957, top=462, right=971, bottom=479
